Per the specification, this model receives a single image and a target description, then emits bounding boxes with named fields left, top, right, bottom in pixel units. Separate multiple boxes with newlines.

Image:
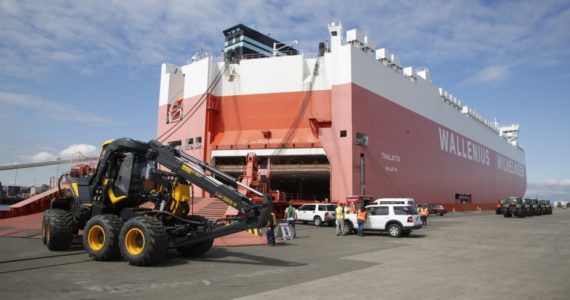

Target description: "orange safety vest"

left=420, top=208, right=428, bottom=217
left=357, top=209, right=367, bottom=222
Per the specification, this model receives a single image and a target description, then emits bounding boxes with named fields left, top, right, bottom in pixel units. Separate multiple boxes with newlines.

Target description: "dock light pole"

left=273, top=40, right=298, bottom=56
left=56, top=157, right=61, bottom=179
left=356, top=132, right=368, bottom=196
left=360, top=153, right=365, bottom=195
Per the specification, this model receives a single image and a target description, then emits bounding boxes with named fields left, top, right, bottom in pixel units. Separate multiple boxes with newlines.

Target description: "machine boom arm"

left=146, top=140, right=271, bottom=220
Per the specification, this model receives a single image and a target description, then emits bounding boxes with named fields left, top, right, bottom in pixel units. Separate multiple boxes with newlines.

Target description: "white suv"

left=295, top=203, right=336, bottom=226
left=345, top=204, right=422, bottom=237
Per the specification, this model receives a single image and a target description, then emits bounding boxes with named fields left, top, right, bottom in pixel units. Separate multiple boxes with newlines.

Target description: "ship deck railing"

left=209, top=51, right=319, bottom=63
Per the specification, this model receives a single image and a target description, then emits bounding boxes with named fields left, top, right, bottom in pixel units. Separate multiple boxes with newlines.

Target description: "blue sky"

left=1, top=0, right=569, bottom=200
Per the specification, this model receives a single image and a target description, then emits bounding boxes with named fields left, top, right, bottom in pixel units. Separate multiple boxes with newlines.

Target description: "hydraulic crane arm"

left=145, top=140, right=273, bottom=229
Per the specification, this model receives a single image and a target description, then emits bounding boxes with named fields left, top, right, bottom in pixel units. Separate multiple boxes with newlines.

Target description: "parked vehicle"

left=502, top=197, right=527, bottom=218
left=425, top=204, right=447, bottom=216
left=495, top=200, right=504, bottom=215
left=344, top=204, right=422, bottom=237
left=540, top=200, right=552, bottom=215
left=295, top=203, right=336, bottom=226
left=41, top=138, right=273, bottom=266
left=525, top=198, right=541, bottom=216
left=373, top=198, right=416, bottom=207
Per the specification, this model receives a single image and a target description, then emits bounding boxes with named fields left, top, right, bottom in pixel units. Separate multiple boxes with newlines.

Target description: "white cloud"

left=464, top=65, right=511, bottom=85
left=0, top=92, right=114, bottom=125
left=543, top=179, right=570, bottom=186
left=30, top=152, right=57, bottom=162
left=526, top=179, right=570, bottom=201
left=19, top=143, right=99, bottom=164
left=0, top=0, right=568, bottom=80
left=59, top=144, right=99, bottom=158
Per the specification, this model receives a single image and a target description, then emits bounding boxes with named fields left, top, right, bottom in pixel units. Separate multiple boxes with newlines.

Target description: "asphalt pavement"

left=1, top=210, right=569, bottom=300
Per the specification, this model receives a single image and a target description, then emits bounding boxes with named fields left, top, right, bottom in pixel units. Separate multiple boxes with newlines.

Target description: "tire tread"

left=120, top=216, right=168, bottom=266
left=83, top=214, right=123, bottom=261
left=44, top=209, right=74, bottom=251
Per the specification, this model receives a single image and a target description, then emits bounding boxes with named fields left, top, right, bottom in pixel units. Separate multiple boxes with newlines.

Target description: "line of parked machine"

left=496, top=197, right=553, bottom=218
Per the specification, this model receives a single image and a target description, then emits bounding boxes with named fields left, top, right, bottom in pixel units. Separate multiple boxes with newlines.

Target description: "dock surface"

left=1, top=210, right=569, bottom=299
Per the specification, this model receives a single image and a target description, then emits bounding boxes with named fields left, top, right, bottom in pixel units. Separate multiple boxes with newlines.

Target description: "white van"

left=373, top=198, right=416, bottom=207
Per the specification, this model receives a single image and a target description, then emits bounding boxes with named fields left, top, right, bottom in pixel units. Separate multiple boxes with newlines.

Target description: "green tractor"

left=539, top=200, right=552, bottom=215
left=522, top=198, right=534, bottom=217
left=502, top=197, right=526, bottom=218
left=526, top=198, right=542, bottom=216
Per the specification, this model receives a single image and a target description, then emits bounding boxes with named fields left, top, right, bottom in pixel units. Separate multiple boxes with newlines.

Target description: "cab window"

left=370, top=207, right=389, bottom=216
left=303, top=205, right=316, bottom=211
left=394, top=206, right=418, bottom=215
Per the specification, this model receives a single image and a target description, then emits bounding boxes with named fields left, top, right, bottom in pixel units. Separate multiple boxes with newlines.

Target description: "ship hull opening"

left=213, top=154, right=330, bottom=202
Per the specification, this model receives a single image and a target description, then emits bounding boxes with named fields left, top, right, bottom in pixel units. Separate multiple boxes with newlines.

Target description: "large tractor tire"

left=119, top=216, right=168, bottom=266
left=527, top=208, right=534, bottom=217
left=42, top=209, right=74, bottom=251
left=176, top=239, right=214, bottom=258
left=83, top=214, right=123, bottom=261
left=503, top=208, right=511, bottom=218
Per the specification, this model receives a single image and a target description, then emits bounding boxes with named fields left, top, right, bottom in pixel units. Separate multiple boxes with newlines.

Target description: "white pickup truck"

left=344, top=204, right=422, bottom=237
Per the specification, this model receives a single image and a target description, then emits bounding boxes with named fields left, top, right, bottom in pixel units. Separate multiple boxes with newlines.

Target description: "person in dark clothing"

left=266, top=212, right=277, bottom=246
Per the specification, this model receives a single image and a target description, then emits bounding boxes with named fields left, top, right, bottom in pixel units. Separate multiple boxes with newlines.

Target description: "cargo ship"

left=156, top=22, right=526, bottom=209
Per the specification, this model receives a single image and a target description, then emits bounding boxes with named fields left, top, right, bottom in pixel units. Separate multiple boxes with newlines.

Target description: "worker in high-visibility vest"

left=420, top=206, right=429, bottom=226
left=357, top=205, right=368, bottom=236
left=335, top=203, right=347, bottom=236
